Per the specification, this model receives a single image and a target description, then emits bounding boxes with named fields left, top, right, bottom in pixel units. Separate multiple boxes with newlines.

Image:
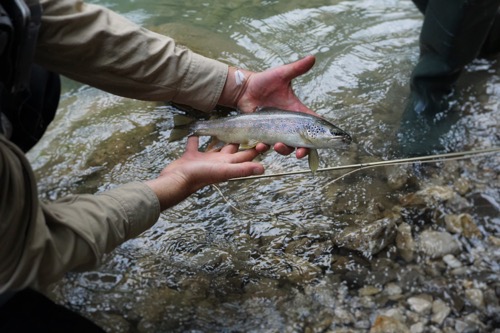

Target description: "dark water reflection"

left=28, top=0, right=500, bottom=332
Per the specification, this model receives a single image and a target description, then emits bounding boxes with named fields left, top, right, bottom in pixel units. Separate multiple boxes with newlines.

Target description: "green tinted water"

left=28, top=0, right=499, bottom=332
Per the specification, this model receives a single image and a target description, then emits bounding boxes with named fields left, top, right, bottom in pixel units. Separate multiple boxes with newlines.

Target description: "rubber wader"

left=399, top=0, right=500, bottom=156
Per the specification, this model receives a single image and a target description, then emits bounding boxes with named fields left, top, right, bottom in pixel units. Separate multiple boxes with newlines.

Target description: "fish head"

left=331, top=127, right=352, bottom=144
left=304, top=121, right=352, bottom=147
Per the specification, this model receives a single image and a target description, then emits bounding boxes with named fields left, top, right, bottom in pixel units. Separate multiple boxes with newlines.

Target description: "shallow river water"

left=28, top=0, right=499, bottom=332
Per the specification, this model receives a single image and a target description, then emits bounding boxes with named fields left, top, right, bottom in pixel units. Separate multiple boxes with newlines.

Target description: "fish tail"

left=169, top=115, right=195, bottom=142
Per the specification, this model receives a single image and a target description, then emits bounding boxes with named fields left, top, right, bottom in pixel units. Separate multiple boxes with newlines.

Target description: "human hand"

left=218, top=55, right=317, bottom=159
left=145, top=136, right=265, bottom=211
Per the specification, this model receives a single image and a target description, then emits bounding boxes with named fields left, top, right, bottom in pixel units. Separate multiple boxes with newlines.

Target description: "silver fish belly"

left=170, top=108, right=351, bottom=173
left=190, top=109, right=352, bottom=149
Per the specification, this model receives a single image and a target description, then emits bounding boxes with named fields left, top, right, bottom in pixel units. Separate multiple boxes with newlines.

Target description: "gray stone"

left=442, top=254, right=462, bottom=269
left=408, top=295, right=433, bottom=315
left=370, top=315, right=410, bottom=333
left=410, top=322, right=424, bottom=333
left=396, top=223, right=415, bottom=262
left=431, top=298, right=451, bottom=325
left=465, top=289, right=485, bottom=309
left=333, top=217, right=398, bottom=256
left=418, top=231, right=461, bottom=258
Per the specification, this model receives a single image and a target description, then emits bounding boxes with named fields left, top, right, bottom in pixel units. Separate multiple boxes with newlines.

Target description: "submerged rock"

left=407, top=294, right=433, bottom=315
left=418, top=230, right=461, bottom=258
left=333, top=217, right=398, bottom=256
left=444, top=213, right=482, bottom=238
left=396, top=223, right=415, bottom=262
left=431, top=298, right=451, bottom=325
left=465, top=288, right=485, bottom=309
left=400, top=185, right=457, bottom=207
left=369, top=315, right=410, bottom=333
left=442, top=254, right=462, bottom=269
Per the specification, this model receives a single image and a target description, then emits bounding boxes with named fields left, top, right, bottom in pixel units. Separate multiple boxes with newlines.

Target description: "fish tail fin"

left=308, top=149, right=320, bottom=174
left=169, top=115, right=195, bottom=142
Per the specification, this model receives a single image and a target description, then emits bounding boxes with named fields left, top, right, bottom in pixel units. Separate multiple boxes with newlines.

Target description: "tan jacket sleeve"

left=0, top=135, right=161, bottom=292
left=36, top=0, right=229, bottom=112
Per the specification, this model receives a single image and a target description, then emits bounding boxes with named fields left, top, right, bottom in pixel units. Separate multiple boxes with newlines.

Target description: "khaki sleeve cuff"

left=99, top=182, right=161, bottom=239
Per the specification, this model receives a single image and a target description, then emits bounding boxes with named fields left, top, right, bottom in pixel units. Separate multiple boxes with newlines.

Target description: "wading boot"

left=398, top=0, right=500, bottom=156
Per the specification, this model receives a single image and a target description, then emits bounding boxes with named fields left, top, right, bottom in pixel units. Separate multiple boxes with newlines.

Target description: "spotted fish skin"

left=170, top=108, right=352, bottom=172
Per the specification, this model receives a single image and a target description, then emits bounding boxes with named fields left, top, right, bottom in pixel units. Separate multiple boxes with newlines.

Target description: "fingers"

left=255, top=143, right=271, bottom=154
left=280, top=55, right=316, bottom=82
left=185, top=136, right=199, bottom=152
left=273, top=142, right=295, bottom=155
left=220, top=143, right=239, bottom=154
left=224, top=162, right=264, bottom=179
left=273, top=143, right=309, bottom=159
left=295, top=147, right=309, bottom=159
left=231, top=147, right=261, bottom=162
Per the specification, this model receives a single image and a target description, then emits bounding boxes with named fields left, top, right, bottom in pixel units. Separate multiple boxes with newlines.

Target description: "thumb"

left=280, top=55, right=316, bottom=82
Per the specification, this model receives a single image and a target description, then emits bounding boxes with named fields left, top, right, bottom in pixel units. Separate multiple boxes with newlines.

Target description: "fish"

left=169, top=108, right=352, bottom=172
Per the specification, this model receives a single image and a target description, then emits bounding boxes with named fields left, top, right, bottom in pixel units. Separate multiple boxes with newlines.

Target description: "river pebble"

left=370, top=315, right=410, bottom=333
left=407, top=295, right=433, bottom=315
left=418, top=230, right=461, bottom=258
left=465, top=288, right=485, bottom=309
left=431, top=298, right=451, bottom=325
left=444, top=213, right=482, bottom=238
left=442, top=254, right=462, bottom=268
left=396, top=222, right=415, bottom=262
left=333, top=217, right=398, bottom=256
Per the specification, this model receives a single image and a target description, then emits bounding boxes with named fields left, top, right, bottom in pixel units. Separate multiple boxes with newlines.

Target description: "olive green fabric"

left=410, top=0, right=500, bottom=109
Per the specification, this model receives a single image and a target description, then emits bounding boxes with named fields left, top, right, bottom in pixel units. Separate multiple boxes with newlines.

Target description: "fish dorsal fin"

left=169, top=114, right=195, bottom=142
left=173, top=114, right=195, bottom=127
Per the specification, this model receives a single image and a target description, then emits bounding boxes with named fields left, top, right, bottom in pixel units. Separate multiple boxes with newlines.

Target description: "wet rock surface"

left=46, top=153, right=499, bottom=333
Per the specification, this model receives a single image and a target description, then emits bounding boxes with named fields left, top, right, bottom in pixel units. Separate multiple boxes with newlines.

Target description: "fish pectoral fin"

left=308, top=149, right=320, bottom=173
left=206, top=137, right=226, bottom=151
left=239, top=139, right=259, bottom=150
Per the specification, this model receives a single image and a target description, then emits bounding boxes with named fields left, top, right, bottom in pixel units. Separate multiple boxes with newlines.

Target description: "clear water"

left=27, top=0, right=499, bottom=331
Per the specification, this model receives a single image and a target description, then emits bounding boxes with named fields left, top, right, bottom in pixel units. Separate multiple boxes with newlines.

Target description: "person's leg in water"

left=399, top=0, right=500, bottom=156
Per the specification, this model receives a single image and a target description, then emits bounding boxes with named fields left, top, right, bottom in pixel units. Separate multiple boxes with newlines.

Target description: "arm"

left=0, top=135, right=160, bottom=291
left=0, top=135, right=263, bottom=291
left=36, top=0, right=228, bottom=112
left=36, top=0, right=317, bottom=157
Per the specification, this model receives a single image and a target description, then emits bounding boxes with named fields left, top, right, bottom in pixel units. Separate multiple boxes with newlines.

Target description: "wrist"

left=217, top=66, right=249, bottom=108
left=144, top=171, right=193, bottom=211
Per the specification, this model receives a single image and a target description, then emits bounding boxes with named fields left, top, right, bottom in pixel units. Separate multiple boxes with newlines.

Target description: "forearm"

left=0, top=136, right=160, bottom=291
left=36, top=0, right=228, bottom=112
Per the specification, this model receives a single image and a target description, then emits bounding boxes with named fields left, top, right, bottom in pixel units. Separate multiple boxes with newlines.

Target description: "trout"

left=169, top=108, right=352, bottom=172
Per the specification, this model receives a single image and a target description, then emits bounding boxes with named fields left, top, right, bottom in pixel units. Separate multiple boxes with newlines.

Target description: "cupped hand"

left=234, top=55, right=317, bottom=159
left=146, top=136, right=265, bottom=211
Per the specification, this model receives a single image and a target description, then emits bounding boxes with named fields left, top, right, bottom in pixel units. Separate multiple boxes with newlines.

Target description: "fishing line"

left=228, top=147, right=500, bottom=181
left=213, top=147, right=500, bottom=217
